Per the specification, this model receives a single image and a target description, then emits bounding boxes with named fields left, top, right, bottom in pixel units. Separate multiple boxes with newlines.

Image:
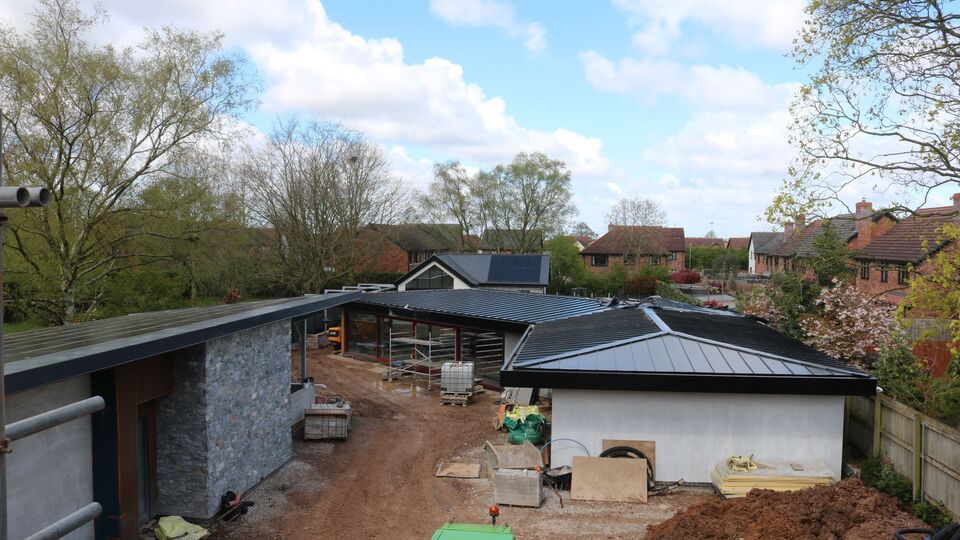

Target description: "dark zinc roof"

left=5, top=293, right=359, bottom=393
left=513, top=308, right=661, bottom=364
left=502, top=303, right=875, bottom=396
left=348, top=289, right=610, bottom=325
left=398, top=254, right=550, bottom=288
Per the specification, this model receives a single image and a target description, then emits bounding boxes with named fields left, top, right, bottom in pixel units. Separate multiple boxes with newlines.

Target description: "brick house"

left=363, top=223, right=465, bottom=272
left=753, top=208, right=897, bottom=277
left=748, top=232, right=785, bottom=276
left=581, top=225, right=686, bottom=274
left=853, top=195, right=959, bottom=305
left=726, top=237, right=749, bottom=250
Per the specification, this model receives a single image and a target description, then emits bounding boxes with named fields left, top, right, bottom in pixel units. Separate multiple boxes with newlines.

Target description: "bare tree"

left=777, top=0, right=960, bottom=220
left=0, top=0, right=254, bottom=322
left=421, top=161, right=483, bottom=245
left=241, top=120, right=410, bottom=294
left=606, top=197, right=668, bottom=262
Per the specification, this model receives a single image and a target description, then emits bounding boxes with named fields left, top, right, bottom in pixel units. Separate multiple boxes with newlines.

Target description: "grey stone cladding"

left=156, top=321, right=292, bottom=517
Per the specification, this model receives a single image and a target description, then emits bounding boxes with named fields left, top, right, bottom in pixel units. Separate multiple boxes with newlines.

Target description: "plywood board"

left=601, top=439, right=656, bottom=472
left=436, top=462, right=481, bottom=478
left=484, top=440, right=543, bottom=476
left=571, top=456, right=648, bottom=503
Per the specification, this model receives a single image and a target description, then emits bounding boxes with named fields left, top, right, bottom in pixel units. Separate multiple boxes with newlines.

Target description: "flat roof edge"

left=5, top=292, right=359, bottom=394
left=500, top=369, right=877, bottom=396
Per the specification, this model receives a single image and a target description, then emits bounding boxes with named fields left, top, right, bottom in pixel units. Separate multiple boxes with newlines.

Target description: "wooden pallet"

left=440, top=392, right=472, bottom=406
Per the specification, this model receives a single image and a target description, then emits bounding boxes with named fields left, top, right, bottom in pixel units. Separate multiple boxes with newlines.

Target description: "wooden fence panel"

left=922, top=420, right=960, bottom=520
left=844, top=393, right=960, bottom=521
left=847, top=396, right=874, bottom=456
left=879, top=397, right=917, bottom=482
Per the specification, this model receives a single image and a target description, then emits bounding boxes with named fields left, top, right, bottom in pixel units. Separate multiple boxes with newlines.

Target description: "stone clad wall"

left=156, top=345, right=209, bottom=516
left=156, top=322, right=293, bottom=518
left=204, top=320, right=293, bottom=515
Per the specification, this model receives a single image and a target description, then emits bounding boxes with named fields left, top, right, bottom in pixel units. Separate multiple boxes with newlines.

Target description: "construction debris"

left=304, top=401, right=352, bottom=440
left=435, top=462, right=482, bottom=478
left=711, top=458, right=834, bottom=498
left=155, top=516, right=209, bottom=540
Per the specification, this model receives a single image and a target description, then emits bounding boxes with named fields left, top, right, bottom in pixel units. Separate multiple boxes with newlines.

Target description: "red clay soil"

left=646, top=478, right=928, bottom=540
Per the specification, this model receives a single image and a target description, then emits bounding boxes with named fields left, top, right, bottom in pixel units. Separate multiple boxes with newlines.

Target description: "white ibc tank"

left=441, top=361, right=475, bottom=394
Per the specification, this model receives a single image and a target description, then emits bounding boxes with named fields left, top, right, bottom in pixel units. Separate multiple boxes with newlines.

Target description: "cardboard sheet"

left=571, top=456, right=648, bottom=503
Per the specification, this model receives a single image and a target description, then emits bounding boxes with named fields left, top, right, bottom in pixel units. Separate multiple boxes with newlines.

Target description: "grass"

left=3, top=319, right=45, bottom=334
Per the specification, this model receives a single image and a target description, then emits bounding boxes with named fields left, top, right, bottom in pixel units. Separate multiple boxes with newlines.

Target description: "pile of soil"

left=646, top=478, right=927, bottom=540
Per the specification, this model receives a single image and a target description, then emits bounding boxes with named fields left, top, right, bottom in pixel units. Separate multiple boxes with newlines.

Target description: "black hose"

left=598, top=445, right=655, bottom=490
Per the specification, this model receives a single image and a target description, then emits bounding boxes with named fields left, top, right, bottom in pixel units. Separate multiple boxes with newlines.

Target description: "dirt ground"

left=210, top=350, right=714, bottom=539
left=647, top=477, right=929, bottom=540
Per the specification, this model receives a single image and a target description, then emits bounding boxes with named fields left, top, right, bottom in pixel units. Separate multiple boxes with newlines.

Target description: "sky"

left=4, top=0, right=949, bottom=238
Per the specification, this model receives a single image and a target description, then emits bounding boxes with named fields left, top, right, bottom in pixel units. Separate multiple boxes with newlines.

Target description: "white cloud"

left=580, top=51, right=798, bottom=112
left=429, top=0, right=546, bottom=53
left=612, top=0, right=806, bottom=55
left=251, top=2, right=608, bottom=176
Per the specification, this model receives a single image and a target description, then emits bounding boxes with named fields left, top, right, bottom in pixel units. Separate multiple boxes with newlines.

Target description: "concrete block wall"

left=5, top=376, right=93, bottom=540
left=157, top=321, right=293, bottom=518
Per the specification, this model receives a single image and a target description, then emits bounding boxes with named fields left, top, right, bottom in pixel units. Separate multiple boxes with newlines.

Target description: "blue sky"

left=11, top=0, right=933, bottom=238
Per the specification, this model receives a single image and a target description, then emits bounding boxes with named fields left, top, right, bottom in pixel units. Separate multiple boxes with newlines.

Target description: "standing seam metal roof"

left=507, top=304, right=868, bottom=379
left=348, top=289, right=610, bottom=324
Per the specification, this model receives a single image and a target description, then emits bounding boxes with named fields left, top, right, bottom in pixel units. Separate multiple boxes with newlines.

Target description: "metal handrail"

left=23, top=503, right=102, bottom=540
left=6, top=397, right=105, bottom=442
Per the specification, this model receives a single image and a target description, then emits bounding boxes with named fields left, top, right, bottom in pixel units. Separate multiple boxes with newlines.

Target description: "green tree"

left=0, top=0, right=254, bottom=323
left=543, top=235, right=585, bottom=293
left=808, top=221, right=855, bottom=286
left=421, top=161, right=484, bottom=244
left=479, top=152, right=576, bottom=253
left=569, top=221, right=597, bottom=239
left=900, top=223, right=960, bottom=357
left=772, top=0, right=960, bottom=221
left=743, top=272, right=820, bottom=339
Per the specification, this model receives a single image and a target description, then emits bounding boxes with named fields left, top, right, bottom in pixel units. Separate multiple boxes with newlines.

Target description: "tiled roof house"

left=582, top=225, right=686, bottom=273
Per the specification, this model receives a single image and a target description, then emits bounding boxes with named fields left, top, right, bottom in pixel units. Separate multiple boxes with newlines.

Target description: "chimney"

left=784, top=221, right=794, bottom=237
left=856, top=198, right=874, bottom=247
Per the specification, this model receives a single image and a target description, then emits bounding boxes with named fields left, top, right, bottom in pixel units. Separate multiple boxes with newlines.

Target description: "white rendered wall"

left=550, top=389, right=845, bottom=483
left=748, top=239, right=757, bottom=274
left=397, top=262, right=471, bottom=291
left=6, top=376, right=93, bottom=540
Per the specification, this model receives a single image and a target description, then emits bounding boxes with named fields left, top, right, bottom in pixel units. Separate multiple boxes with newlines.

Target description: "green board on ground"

left=431, top=523, right=515, bottom=540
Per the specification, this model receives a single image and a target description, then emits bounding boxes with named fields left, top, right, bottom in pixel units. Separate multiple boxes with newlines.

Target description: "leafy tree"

left=899, top=223, right=960, bottom=357
left=807, top=221, right=855, bottom=286
left=569, top=221, right=597, bottom=239
left=0, top=0, right=254, bottom=323
left=543, top=235, right=585, bottom=293
left=773, top=0, right=960, bottom=221
left=743, top=272, right=820, bottom=339
left=800, top=280, right=895, bottom=366
left=479, top=152, right=576, bottom=253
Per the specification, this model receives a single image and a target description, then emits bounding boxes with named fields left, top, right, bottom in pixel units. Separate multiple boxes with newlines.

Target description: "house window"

left=765, top=255, right=772, bottom=266
left=406, top=267, right=454, bottom=290
left=650, top=255, right=660, bottom=266
left=667, top=252, right=677, bottom=261
left=860, top=261, right=870, bottom=280
left=898, top=267, right=909, bottom=285
left=880, top=265, right=888, bottom=283
left=623, top=253, right=637, bottom=265
left=591, top=255, right=608, bottom=267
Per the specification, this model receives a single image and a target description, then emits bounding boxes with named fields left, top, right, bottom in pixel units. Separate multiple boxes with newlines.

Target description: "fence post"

left=873, top=392, right=883, bottom=456
left=913, top=412, right=923, bottom=501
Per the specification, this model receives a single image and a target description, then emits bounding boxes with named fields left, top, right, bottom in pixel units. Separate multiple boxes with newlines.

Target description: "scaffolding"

left=460, top=329, right=505, bottom=385
left=386, top=323, right=456, bottom=390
